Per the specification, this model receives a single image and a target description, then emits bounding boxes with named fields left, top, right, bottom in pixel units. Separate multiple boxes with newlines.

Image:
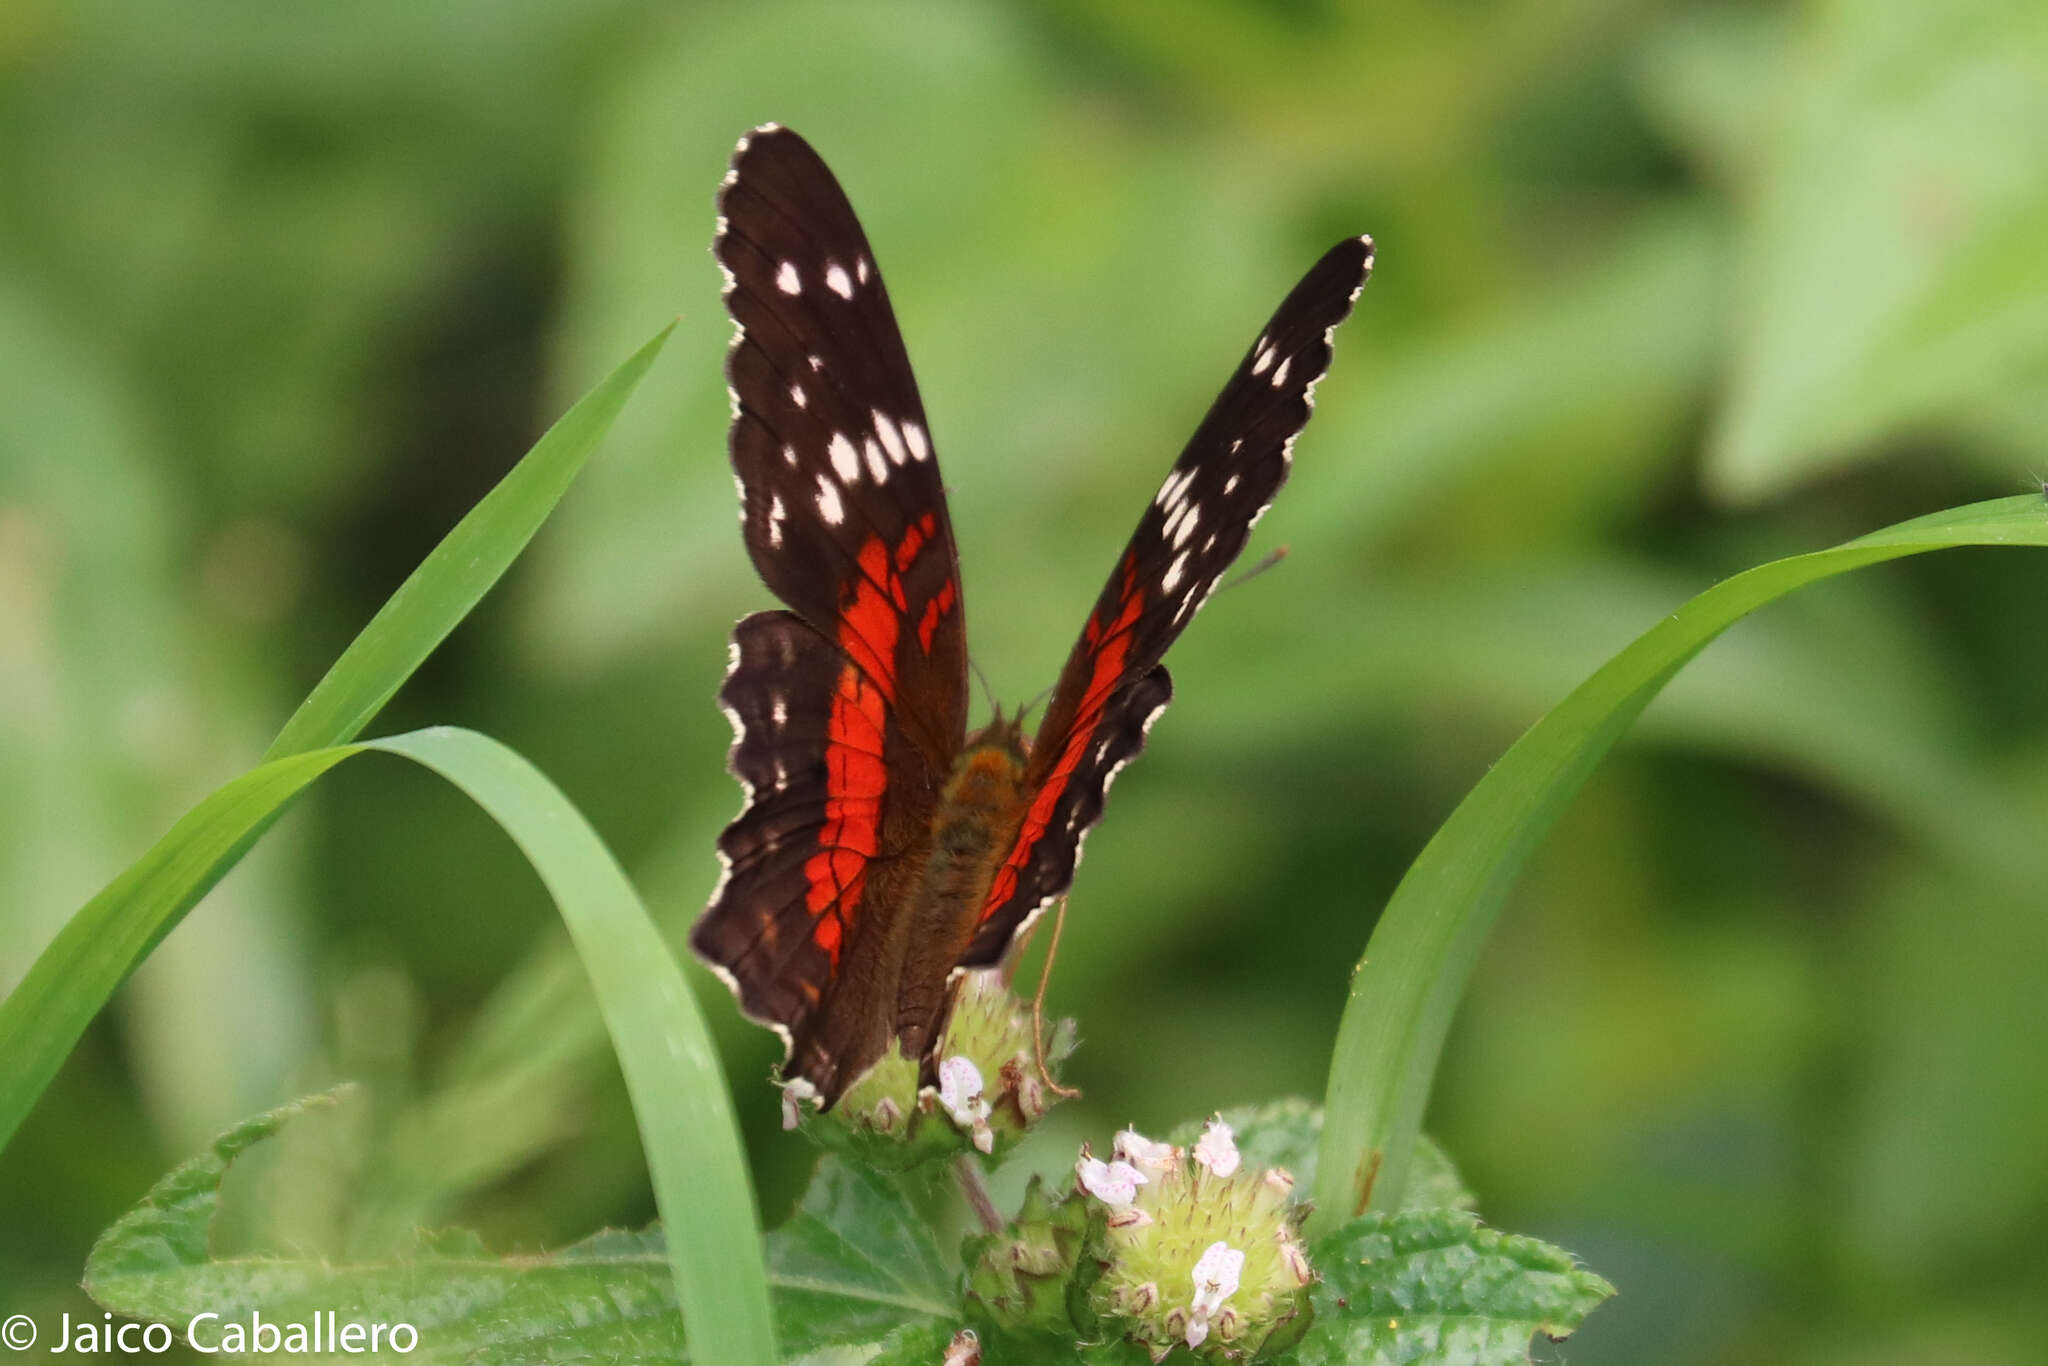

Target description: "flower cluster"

left=781, top=970, right=1072, bottom=1168
left=1077, top=1119, right=1315, bottom=1361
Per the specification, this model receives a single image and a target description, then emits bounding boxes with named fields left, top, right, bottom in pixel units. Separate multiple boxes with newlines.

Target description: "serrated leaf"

left=1291, top=1210, right=1614, bottom=1366
left=87, top=1100, right=950, bottom=1365
left=768, top=1158, right=956, bottom=1355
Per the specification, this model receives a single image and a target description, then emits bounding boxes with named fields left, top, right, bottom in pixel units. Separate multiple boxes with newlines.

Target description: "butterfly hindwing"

left=966, top=236, right=1376, bottom=960
left=696, top=125, right=971, bottom=1102
left=695, top=610, right=856, bottom=1046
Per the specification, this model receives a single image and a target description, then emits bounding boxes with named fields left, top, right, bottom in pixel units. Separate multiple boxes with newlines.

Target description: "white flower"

left=1113, top=1127, right=1179, bottom=1175
left=1187, top=1239, right=1245, bottom=1348
left=937, top=1055, right=994, bottom=1153
left=1077, top=1153, right=1148, bottom=1207
left=780, top=1077, right=817, bottom=1131
left=1193, top=1118, right=1241, bottom=1177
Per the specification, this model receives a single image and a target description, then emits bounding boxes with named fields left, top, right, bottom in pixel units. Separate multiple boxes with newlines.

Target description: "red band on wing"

left=918, top=579, right=958, bottom=653
left=802, top=523, right=956, bottom=960
left=979, top=558, right=1145, bottom=920
left=801, top=533, right=906, bottom=958
left=895, top=511, right=937, bottom=572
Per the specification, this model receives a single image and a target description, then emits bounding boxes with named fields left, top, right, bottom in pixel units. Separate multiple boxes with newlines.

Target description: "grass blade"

left=1313, top=495, right=2048, bottom=1229
left=370, top=727, right=774, bottom=1364
left=0, top=751, right=353, bottom=1151
left=0, top=728, right=774, bottom=1365
left=265, top=324, right=673, bottom=759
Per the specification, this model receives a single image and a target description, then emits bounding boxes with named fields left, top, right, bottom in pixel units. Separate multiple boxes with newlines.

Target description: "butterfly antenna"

left=1016, top=682, right=1055, bottom=732
left=968, top=654, right=1002, bottom=722
left=1220, top=544, right=1290, bottom=594
left=1030, top=897, right=1083, bottom=1100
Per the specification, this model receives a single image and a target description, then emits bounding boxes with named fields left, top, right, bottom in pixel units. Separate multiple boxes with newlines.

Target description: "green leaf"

left=89, top=1101, right=948, bottom=1364
left=88, top=1092, right=690, bottom=1364
left=868, top=1320, right=967, bottom=1365
left=0, top=747, right=354, bottom=1152
left=266, top=323, right=673, bottom=758
left=1314, top=495, right=2048, bottom=1225
left=371, top=728, right=773, bottom=1365
left=7, top=728, right=772, bottom=1365
left=1292, top=1210, right=1614, bottom=1366
left=766, top=1157, right=956, bottom=1355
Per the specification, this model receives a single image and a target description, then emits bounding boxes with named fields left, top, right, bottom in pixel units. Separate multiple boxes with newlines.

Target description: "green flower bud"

left=782, top=970, right=1073, bottom=1170
left=1079, top=1120, right=1315, bottom=1362
left=963, top=1175, right=1097, bottom=1338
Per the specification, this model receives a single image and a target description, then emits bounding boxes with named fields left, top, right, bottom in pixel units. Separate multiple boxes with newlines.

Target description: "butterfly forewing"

left=714, top=124, right=968, bottom=765
left=966, top=236, right=1375, bottom=962
left=695, top=125, right=971, bottom=1101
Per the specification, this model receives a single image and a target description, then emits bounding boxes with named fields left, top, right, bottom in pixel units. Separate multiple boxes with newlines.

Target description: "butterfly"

left=691, top=124, right=1372, bottom=1110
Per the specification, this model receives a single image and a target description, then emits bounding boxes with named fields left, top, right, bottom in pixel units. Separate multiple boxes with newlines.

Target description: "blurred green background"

left=4, top=1, right=2047, bottom=1362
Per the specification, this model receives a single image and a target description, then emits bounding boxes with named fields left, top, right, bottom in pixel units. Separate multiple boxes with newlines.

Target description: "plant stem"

left=956, top=1156, right=1004, bottom=1234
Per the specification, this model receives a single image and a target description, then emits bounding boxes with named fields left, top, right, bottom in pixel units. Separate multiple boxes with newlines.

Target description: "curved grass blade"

left=370, top=728, right=774, bottom=1364
left=1313, top=495, right=2048, bottom=1230
left=265, top=324, right=673, bottom=760
left=0, top=728, right=774, bottom=1366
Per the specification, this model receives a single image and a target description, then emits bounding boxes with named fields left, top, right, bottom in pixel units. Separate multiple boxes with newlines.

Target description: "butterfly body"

left=694, top=124, right=1371, bottom=1110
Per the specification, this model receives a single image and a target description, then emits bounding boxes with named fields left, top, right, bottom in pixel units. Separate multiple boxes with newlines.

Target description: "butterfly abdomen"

left=894, top=727, right=1032, bottom=1053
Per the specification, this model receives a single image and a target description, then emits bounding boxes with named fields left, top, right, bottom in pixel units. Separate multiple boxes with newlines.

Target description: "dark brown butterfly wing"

left=963, top=236, right=1375, bottom=964
left=692, top=125, right=970, bottom=1104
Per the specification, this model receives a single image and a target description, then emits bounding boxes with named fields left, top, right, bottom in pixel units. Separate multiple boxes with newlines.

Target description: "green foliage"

left=87, top=1092, right=1599, bottom=1365
left=1293, top=1212, right=1615, bottom=1366
left=7, top=4, right=2048, bottom=1364
left=1315, top=495, right=2048, bottom=1225
left=0, top=327, right=776, bottom=1362
left=88, top=1096, right=930, bottom=1363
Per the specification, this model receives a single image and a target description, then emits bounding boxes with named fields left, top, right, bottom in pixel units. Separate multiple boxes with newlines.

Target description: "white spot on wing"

left=768, top=495, right=786, bottom=548
left=816, top=474, right=844, bottom=524
left=776, top=261, right=801, bottom=295
left=857, top=255, right=872, bottom=284
left=1271, top=356, right=1291, bottom=388
left=772, top=696, right=788, bottom=726
left=1222, top=473, right=1239, bottom=494
left=1162, top=552, right=1188, bottom=592
left=863, top=437, right=889, bottom=483
left=826, top=263, right=854, bottom=299
left=790, top=382, right=808, bottom=409
left=782, top=444, right=799, bottom=466
left=830, top=433, right=860, bottom=482
left=873, top=410, right=906, bottom=463
left=808, top=354, right=824, bottom=371
left=904, top=421, right=930, bottom=461
left=1171, top=504, right=1201, bottom=549
left=1251, top=342, right=1273, bottom=376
